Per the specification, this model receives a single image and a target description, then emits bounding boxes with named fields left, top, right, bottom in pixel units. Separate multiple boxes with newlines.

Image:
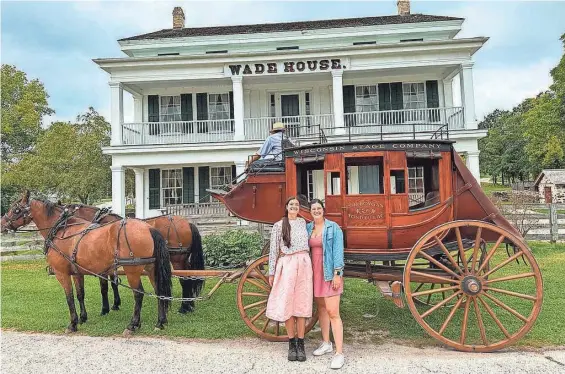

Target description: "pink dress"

left=309, top=235, right=343, bottom=298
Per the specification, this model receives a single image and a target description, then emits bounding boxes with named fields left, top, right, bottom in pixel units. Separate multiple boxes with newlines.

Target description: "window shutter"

left=229, top=91, right=235, bottom=132
left=390, top=82, right=404, bottom=124
left=196, top=93, right=208, bottom=133
left=378, top=84, right=392, bottom=124
left=426, top=80, right=440, bottom=122
left=180, top=94, right=193, bottom=133
left=198, top=166, right=210, bottom=203
left=148, top=95, right=160, bottom=135
left=148, top=169, right=160, bottom=209
left=231, top=165, right=237, bottom=182
left=182, top=167, right=195, bottom=204
left=342, top=85, right=356, bottom=127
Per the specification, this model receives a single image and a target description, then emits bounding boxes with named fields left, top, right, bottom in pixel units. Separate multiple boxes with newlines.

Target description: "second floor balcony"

left=121, top=107, right=464, bottom=146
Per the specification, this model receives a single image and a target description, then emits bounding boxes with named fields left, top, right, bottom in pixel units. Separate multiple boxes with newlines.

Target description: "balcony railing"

left=165, top=202, right=229, bottom=217
left=120, top=107, right=464, bottom=146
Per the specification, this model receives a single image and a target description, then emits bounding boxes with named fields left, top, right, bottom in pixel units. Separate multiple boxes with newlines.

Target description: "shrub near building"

left=202, top=230, right=264, bottom=268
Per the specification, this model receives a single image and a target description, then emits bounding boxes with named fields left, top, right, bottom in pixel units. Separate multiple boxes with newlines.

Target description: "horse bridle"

left=3, top=200, right=33, bottom=232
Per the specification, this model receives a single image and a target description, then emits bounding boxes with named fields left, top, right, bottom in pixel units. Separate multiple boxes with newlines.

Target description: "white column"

left=460, top=62, right=477, bottom=129
left=231, top=76, right=245, bottom=141
left=111, top=165, right=125, bottom=217
left=331, top=70, right=345, bottom=135
left=443, top=79, right=454, bottom=108
left=235, top=161, right=246, bottom=182
left=133, top=94, right=143, bottom=123
left=467, top=151, right=481, bottom=182
left=132, top=168, right=145, bottom=218
left=110, top=82, right=124, bottom=146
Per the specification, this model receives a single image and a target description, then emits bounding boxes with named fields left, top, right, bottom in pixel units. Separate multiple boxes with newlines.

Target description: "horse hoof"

left=80, top=316, right=88, bottom=324
left=111, top=305, right=120, bottom=311
left=65, top=327, right=76, bottom=334
left=123, top=329, right=133, bottom=337
left=178, top=308, right=188, bottom=314
left=100, top=310, right=109, bottom=316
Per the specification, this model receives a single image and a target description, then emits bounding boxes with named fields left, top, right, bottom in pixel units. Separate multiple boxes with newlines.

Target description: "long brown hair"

left=282, top=196, right=298, bottom=248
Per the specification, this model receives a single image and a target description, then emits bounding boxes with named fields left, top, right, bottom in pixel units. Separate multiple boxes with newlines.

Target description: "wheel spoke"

left=262, top=318, right=271, bottom=332
left=482, top=251, right=525, bottom=278
left=476, top=235, right=505, bottom=274
left=246, top=278, right=271, bottom=293
left=252, top=268, right=270, bottom=286
left=482, top=292, right=528, bottom=323
left=460, top=296, right=471, bottom=344
left=438, top=296, right=465, bottom=335
left=250, top=307, right=267, bottom=323
left=484, top=287, right=537, bottom=301
left=473, top=297, right=488, bottom=346
left=410, top=270, right=460, bottom=284
left=471, top=227, right=483, bottom=273
left=478, top=296, right=510, bottom=338
left=412, top=285, right=459, bottom=298
left=421, top=291, right=463, bottom=318
left=242, top=292, right=269, bottom=298
left=243, top=299, right=268, bottom=310
left=418, top=251, right=463, bottom=280
left=454, top=227, right=469, bottom=272
left=433, top=236, right=464, bottom=275
left=486, top=272, right=536, bottom=284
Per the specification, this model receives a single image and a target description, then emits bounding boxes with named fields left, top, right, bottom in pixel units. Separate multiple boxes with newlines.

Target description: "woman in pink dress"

left=266, top=196, right=313, bottom=362
left=306, top=199, right=345, bottom=370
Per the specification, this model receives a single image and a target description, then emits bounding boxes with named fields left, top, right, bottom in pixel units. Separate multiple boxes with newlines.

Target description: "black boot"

left=296, top=338, right=306, bottom=362
left=288, top=337, right=298, bottom=361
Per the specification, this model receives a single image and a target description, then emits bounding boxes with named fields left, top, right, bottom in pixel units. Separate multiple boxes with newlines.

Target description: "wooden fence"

left=1, top=231, right=44, bottom=261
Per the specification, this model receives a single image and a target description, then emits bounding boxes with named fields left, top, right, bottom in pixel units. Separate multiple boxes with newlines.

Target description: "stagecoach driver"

left=247, top=122, right=290, bottom=170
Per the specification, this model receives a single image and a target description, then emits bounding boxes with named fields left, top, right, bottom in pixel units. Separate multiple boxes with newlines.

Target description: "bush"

left=202, top=229, right=264, bottom=268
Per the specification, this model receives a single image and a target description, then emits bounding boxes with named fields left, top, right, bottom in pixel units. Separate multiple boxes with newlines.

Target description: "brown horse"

left=61, top=203, right=205, bottom=314
left=1, top=191, right=172, bottom=334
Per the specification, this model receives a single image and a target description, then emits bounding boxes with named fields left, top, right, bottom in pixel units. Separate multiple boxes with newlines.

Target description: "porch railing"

left=165, top=202, right=229, bottom=217
left=122, top=119, right=235, bottom=145
left=243, top=114, right=335, bottom=141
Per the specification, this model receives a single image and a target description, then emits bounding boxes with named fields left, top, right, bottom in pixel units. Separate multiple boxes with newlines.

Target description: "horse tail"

left=185, top=222, right=205, bottom=297
left=151, top=228, right=172, bottom=312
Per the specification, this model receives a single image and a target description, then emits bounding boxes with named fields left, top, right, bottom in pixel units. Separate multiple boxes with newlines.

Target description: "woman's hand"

left=332, top=274, right=342, bottom=290
left=269, top=275, right=274, bottom=287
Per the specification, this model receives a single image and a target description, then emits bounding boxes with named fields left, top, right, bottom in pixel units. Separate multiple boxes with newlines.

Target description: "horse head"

left=1, top=190, right=33, bottom=233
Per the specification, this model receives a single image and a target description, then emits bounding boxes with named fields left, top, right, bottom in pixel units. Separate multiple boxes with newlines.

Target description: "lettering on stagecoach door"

left=346, top=200, right=384, bottom=220
left=224, top=58, right=350, bottom=76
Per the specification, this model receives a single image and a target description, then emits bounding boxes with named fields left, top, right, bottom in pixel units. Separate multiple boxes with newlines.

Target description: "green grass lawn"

left=2, top=242, right=564, bottom=348
left=481, top=182, right=512, bottom=197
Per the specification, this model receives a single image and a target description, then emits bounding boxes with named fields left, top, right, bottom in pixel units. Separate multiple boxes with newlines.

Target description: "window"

left=270, top=94, right=276, bottom=117
left=346, top=157, right=384, bottom=194
left=390, top=170, right=406, bottom=194
left=408, top=166, right=425, bottom=206
left=355, top=85, right=379, bottom=125
left=210, top=166, right=232, bottom=190
left=407, top=157, right=440, bottom=210
left=160, top=96, right=182, bottom=122
left=296, top=160, right=324, bottom=205
left=327, top=172, right=341, bottom=195
left=208, top=93, right=231, bottom=133
left=403, top=83, right=426, bottom=122
left=162, top=169, right=183, bottom=206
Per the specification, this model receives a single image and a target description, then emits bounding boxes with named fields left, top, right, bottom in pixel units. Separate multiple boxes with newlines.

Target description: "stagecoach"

left=209, top=124, right=543, bottom=353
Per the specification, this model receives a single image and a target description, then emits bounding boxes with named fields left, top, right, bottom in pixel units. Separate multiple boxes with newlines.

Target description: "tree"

left=550, top=33, right=565, bottom=120
left=4, top=108, right=112, bottom=204
left=1, top=64, right=54, bottom=163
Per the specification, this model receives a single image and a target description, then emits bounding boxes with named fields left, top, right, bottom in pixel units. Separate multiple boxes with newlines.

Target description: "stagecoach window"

left=390, top=170, right=406, bottom=194
left=208, top=93, right=231, bottom=133
left=162, top=169, right=183, bottom=206
left=210, top=166, right=232, bottom=190
left=327, top=172, right=341, bottom=196
left=296, top=161, right=324, bottom=202
left=407, top=157, right=440, bottom=210
left=160, top=96, right=182, bottom=122
left=346, top=157, right=384, bottom=195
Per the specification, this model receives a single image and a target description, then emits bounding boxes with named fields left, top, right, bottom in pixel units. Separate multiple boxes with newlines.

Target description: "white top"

left=268, top=217, right=309, bottom=275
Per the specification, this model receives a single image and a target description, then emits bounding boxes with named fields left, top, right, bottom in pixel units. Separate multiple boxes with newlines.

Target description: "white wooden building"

left=94, top=1, right=488, bottom=218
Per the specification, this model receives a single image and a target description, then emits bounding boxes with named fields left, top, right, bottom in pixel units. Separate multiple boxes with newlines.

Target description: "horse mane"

left=41, top=199, right=60, bottom=217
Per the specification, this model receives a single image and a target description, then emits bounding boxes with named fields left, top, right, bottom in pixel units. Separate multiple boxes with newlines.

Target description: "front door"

left=281, top=94, right=300, bottom=137
left=544, top=186, right=552, bottom=203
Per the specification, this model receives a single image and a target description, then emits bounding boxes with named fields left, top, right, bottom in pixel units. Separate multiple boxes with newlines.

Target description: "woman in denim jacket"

left=306, top=199, right=345, bottom=370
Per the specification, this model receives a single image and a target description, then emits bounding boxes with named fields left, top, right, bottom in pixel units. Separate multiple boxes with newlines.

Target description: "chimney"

left=397, top=0, right=410, bottom=16
left=172, top=7, right=185, bottom=29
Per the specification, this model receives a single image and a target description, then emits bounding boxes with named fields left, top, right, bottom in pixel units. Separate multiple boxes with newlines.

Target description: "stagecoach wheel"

left=260, top=240, right=270, bottom=256
left=411, top=241, right=489, bottom=308
left=403, top=220, right=543, bottom=352
left=237, top=255, right=318, bottom=342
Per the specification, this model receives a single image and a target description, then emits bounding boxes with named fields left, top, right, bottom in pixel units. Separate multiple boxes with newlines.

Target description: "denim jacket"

left=306, top=219, right=345, bottom=281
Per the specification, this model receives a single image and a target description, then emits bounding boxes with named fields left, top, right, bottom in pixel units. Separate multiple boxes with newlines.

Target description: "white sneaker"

left=330, top=354, right=345, bottom=369
left=313, top=341, right=333, bottom=356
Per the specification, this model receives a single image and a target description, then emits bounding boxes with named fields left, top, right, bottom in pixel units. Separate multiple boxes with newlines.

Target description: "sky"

left=2, top=0, right=564, bottom=126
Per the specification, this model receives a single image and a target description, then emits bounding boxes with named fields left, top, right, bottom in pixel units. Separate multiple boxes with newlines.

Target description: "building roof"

left=534, top=169, right=565, bottom=186
left=119, top=14, right=463, bottom=42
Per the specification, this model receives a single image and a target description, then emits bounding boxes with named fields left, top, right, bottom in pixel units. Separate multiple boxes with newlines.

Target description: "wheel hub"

left=461, top=275, right=482, bottom=296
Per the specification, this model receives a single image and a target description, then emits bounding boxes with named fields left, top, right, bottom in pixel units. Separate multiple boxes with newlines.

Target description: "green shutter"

left=390, top=82, right=404, bottom=124
left=378, top=84, right=392, bottom=124
left=198, top=166, right=210, bottom=203
left=229, top=91, right=235, bottom=132
left=426, top=80, right=440, bottom=122
left=342, top=85, right=356, bottom=127
left=196, top=93, right=208, bottom=133
left=148, top=169, right=160, bottom=209
left=180, top=94, right=193, bottom=133
left=148, top=95, right=160, bottom=135
left=183, top=167, right=195, bottom=204
left=231, top=165, right=237, bottom=183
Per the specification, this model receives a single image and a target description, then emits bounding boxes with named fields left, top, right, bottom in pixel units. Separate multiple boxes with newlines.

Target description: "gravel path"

left=2, top=331, right=565, bottom=374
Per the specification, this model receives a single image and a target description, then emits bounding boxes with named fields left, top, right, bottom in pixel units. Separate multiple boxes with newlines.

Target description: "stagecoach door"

left=323, top=153, right=345, bottom=227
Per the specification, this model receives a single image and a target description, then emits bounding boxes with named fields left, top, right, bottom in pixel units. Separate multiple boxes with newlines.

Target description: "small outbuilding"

left=533, top=169, right=565, bottom=203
